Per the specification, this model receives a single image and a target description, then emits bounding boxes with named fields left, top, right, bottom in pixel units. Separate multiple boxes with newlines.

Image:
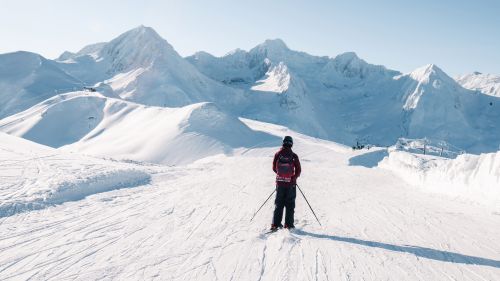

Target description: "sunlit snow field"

left=1, top=120, right=499, bottom=280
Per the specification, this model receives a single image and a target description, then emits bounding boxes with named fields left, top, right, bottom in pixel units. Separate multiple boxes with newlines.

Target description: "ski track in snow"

left=1, top=129, right=500, bottom=280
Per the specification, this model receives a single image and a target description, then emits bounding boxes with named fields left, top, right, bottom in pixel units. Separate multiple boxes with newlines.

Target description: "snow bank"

left=0, top=132, right=150, bottom=217
left=0, top=169, right=150, bottom=218
left=379, top=151, right=500, bottom=208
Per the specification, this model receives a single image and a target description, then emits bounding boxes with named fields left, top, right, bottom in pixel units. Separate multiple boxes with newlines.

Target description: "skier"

left=271, top=136, right=301, bottom=231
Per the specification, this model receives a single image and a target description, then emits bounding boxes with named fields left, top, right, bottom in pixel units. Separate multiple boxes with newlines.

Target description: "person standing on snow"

left=271, top=136, right=301, bottom=231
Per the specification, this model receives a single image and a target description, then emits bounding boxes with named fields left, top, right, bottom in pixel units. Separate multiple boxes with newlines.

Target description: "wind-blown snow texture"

left=0, top=132, right=150, bottom=218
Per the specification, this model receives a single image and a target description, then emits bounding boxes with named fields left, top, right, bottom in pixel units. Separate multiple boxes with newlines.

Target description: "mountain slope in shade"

left=0, top=91, right=277, bottom=165
left=456, top=72, right=500, bottom=97
left=0, top=51, right=81, bottom=119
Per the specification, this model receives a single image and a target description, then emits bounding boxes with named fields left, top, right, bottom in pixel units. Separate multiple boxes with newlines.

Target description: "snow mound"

left=66, top=100, right=278, bottom=165
left=379, top=150, right=500, bottom=208
left=0, top=91, right=107, bottom=147
left=0, top=92, right=278, bottom=165
left=0, top=132, right=150, bottom=217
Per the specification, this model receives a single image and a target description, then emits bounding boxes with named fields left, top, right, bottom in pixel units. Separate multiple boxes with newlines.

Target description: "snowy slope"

left=188, top=39, right=405, bottom=143
left=56, top=26, right=243, bottom=108
left=1, top=121, right=499, bottom=280
left=396, top=64, right=500, bottom=153
left=457, top=72, right=500, bottom=97
left=0, top=51, right=81, bottom=119
left=189, top=42, right=500, bottom=152
left=1, top=26, right=499, bottom=154
left=0, top=91, right=277, bottom=165
left=0, top=132, right=150, bottom=217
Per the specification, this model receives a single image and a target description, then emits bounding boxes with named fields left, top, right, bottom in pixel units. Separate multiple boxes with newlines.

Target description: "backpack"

left=276, top=153, right=295, bottom=182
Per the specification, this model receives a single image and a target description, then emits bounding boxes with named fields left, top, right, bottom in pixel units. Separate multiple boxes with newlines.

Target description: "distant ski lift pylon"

left=83, top=86, right=97, bottom=92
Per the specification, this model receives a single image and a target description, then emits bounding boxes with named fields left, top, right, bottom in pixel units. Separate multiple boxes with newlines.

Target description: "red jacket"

left=273, top=147, right=301, bottom=187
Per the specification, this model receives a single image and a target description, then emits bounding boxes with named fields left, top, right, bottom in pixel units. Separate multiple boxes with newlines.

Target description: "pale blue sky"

left=1, top=0, right=499, bottom=76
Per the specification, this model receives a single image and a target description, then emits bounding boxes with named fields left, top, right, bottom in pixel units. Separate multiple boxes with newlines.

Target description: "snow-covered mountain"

left=55, top=26, right=243, bottom=108
left=0, top=51, right=81, bottom=119
left=395, top=64, right=500, bottom=153
left=2, top=25, right=500, bottom=281
left=1, top=26, right=499, bottom=154
left=456, top=72, right=500, bottom=97
left=188, top=40, right=500, bottom=152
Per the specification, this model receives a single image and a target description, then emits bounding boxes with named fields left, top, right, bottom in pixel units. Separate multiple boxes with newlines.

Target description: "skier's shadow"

left=293, top=229, right=500, bottom=268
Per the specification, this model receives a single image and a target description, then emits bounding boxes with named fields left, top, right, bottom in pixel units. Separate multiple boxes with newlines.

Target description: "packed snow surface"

left=0, top=122, right=499, bottom=280
left=0, top=132, right=150, bottom=218
left=1, top=25, right=500, bottom=280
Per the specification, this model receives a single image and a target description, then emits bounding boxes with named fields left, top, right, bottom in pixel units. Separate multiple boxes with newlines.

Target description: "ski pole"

left=250, top=189, right=276, bottom=222
left=296, top=184, right=322, bottom=226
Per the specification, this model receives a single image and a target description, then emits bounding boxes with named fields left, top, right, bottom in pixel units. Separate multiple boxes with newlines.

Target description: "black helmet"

left=283, top=136, right=293, bottom=147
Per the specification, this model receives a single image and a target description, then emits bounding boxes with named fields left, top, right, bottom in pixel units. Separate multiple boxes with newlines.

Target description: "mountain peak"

left=332, top=52, right=364, bottom=67
left=224, top=48, right=246, bottom=56
left=327, top=51, right=385, bottom=79
left=263, top=38, right=288, bottom=48
left=255, top=38, right=289, bottom=52
left=191, top=51, right=215, bottom=60
left=334, top=51, right=360, bottom=61
left=115, top=25, right=165, bottom=45
left=99, top=25, right=178, bottom=74
left=409, top=64, right=452, bottom=83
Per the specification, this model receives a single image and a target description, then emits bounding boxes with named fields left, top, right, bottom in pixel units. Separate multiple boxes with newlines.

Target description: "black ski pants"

left=272, top=185, right=296, bottom=227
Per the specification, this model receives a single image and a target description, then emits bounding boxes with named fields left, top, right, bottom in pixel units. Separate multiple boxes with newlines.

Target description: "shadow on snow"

left=348, top=149, right=388, bottom=168
left=294, top=229, right=500, bottom=268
